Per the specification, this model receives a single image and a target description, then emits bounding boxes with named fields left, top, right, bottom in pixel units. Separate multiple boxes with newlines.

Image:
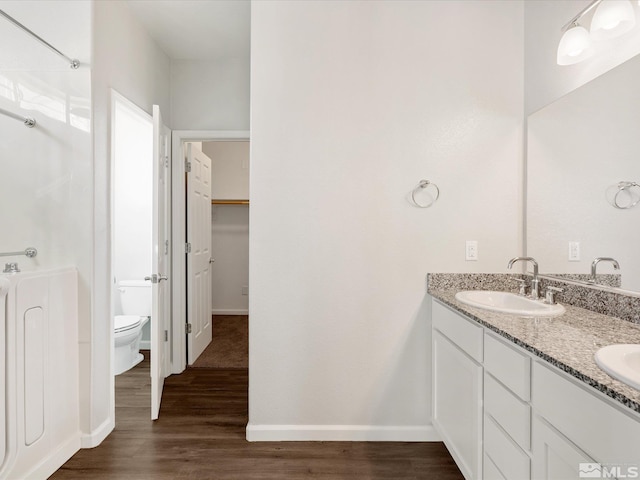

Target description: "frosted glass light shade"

left=590, top=0, right=636, bottom=40
left=557, top=25, right=594, bottom=65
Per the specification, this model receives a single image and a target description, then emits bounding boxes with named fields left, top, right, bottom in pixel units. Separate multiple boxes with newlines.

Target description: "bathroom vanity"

left=428, top=274, right=640, bottom=480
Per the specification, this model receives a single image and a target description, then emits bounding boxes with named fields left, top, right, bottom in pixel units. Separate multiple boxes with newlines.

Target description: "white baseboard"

left=212, top=309, right=248, bottom=315
left=140, top=340, right=150, bottom=350
left=80, top=416, right=114, bottom=448
left=246, top=424, right=441, bottom=442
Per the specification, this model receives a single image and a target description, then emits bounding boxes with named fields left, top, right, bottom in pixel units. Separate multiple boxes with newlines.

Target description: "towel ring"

left=411, top=180, right=440, bottom=208
left=613, top=181, right=640, bottom=209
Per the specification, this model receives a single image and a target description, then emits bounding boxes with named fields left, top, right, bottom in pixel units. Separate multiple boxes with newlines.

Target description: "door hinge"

left=185, top=242, right=192, bottom=254
left=164, top=330, right=168, bottom=342
left=164, top=156, right=169, bottom=168
left=165, top=239, right=169, bottom=255
left=185, top=161, right=192, bottom=173
left=186, top=323, right=192, bottom=334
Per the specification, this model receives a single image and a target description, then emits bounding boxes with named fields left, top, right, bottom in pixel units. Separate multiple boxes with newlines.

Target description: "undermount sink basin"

left=454, top=290, right=565, bottom=317
left=595, top=344, right=640, bottom=391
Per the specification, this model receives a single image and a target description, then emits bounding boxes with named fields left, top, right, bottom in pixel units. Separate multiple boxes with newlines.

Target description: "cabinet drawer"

left=432, top=301, right=483, bottom=362
left=532, top=361, right=640, bottom=465
left=485, top=372, right=531, bottom=451
left=484, top=415, right=530, bottom=480
left=484, top=332, right=530, bottom=401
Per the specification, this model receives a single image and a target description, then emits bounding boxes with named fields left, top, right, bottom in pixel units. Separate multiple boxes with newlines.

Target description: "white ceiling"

left=126, top=0, right=250, bottom=61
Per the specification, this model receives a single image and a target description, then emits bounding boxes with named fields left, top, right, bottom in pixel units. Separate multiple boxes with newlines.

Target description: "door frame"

left=170, top=130, right=250, bottom=374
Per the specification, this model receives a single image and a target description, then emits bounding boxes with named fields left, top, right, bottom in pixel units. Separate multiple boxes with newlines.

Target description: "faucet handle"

left=509, top=277, right=527, bottom=296
left=545, top=286, right=563, bottom=305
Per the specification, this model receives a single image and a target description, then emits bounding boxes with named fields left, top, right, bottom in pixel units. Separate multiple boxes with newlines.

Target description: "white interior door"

left=187, top=143, right=212, bottom=364
left=151, top=105, right=171, bottom=420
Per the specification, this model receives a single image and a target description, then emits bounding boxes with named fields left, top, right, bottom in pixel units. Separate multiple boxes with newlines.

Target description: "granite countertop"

left=429, top=287, right=640, bottom=414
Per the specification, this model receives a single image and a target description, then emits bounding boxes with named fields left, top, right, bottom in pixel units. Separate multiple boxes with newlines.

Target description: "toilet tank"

left=118, top=280, right=152, bottom=316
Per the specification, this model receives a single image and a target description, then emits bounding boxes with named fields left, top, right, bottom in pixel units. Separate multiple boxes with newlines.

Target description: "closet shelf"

left=211, top=199, right=249, bottom=205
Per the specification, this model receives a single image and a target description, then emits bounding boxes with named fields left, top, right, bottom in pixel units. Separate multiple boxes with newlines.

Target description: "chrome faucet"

left=508, top=256, right=540, bottom=300
left=590, top=257, right=620, bottom=284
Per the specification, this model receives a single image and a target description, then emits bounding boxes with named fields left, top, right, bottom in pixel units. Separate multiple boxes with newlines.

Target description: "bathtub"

left=0, top=267, right=80, bottom=480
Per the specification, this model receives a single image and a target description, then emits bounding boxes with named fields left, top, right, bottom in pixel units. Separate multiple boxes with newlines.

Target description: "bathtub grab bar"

left=0, top=247, right=37, bottom=258
left=0, top=9, right=80, bottom=69
left=0, top=107, right=36, bottom=128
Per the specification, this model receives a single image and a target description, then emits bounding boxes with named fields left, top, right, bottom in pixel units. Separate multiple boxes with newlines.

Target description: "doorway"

left=110, top=92, right=153, bottom=412
left=110, top=93, right=172, bottom=421
left=191, top=140, right=249, bottom=369
left=171, top=131, right=250, bottom=374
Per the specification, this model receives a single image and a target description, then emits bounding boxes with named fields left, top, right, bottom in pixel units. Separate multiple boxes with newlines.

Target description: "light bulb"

left=590, top=0, right=636, bottom=40
left=557, top=24, right=594, bottom=65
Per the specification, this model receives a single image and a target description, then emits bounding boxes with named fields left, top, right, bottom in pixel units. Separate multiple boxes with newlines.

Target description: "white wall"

left=524, top=0, right=640, bottom=115
left=0, top=0, right=92, bottom=445
left=113, top=99, right=153, bottom=308
left=90, top=0, right=171, bottom=446
left=211, top=206, right=250, bottom=314
left=203, top=141, right=250, bottom=314
left=249, top=0, right=524, bottom=440
left=203, top=141, right=250, bottom=200
left=171, top=58, right=250, bottom=130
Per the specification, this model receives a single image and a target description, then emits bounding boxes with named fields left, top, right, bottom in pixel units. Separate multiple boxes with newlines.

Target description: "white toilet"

left=114, top=279, right=151, bottom=375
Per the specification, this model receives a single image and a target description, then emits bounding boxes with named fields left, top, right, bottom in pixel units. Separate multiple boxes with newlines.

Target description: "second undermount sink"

left=595, top=344, right=640, bottom=391
left=454, top=290, right=565, bottom=317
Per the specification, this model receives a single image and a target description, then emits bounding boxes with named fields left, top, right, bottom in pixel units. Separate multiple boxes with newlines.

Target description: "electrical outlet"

left=465, top=241, right=478, bottom=261
left=568, top=241, right=580, bottom=261
left=242, top=285, right=249, bottom=296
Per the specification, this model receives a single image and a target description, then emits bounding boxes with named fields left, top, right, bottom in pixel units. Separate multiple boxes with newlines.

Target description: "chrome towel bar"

left=0, top=247, right=38, bottom=258
left=0, top=9, right=80, bottom=69
left=0, top=107, right=36, bottom=128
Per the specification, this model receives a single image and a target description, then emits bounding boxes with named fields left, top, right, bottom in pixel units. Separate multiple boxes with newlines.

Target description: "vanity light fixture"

left=591, top=0, right=636, bottom=40
left=557, top=0, right=637, bottom=66
left=557, top=23, right=594, bottom=65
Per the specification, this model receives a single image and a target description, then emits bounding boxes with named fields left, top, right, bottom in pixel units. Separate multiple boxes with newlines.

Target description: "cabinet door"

left=433, top=330, right=483, bottom=480
left=532, top=415, right=594, bottom=480
left=484, top=454, right=507, bottom=480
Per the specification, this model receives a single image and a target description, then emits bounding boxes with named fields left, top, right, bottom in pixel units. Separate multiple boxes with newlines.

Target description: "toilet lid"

left=115, top=315, right=141, bottom=332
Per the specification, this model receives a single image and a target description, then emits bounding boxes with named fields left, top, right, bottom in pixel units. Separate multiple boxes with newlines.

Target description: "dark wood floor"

left=52, top=355, right=463, bottom=479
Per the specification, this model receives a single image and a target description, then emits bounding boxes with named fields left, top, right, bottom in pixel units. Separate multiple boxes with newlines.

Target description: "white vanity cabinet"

left=483, top=333, right=532, bottom=480
left=531, top=415, right=594, bottom=480
left=532, top=361, right=640, bottom=479
left=431, top=298, right=640, bottom=480
left=432, top=301, right=483, bottom=480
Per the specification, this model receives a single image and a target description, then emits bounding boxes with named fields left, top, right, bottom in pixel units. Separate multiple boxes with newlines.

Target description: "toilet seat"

left=114, top=314, right=142, bottom=333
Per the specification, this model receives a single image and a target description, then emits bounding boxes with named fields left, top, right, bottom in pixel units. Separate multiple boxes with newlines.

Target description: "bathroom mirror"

left=527, top=54, right=640, bottom=292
